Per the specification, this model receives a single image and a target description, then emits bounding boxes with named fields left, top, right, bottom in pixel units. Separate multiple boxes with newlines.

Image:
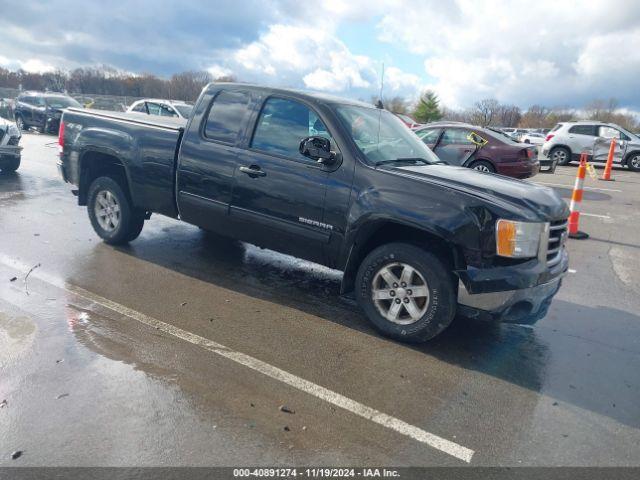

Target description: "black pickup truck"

left=58, top=83, right=569, bottom=342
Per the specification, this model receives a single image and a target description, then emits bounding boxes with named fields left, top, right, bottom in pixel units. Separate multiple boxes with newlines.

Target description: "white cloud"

left=219, top=24, right=388, bottom=94
left=376, top=0, right=640, bottom=109
left=0, top=55, right=55, bottom=73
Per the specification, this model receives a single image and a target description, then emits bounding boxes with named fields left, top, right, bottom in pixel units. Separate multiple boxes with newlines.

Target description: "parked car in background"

left=14, top=92, right=82, bottom=134
left=394, top=113, right=421, bottom=129
left=127, top=99, right=193, bottom=119
left=0, top=116, right=22, bottom=173
left=542, top=121, right=640, bottom=171
left=58, top=83, right=569, bottom=342
left=0, top=98, right=15, bottom=120
left=509, top=129, right=528, bottom=142
left=520, top=132, right=545, bottom=145
left=414, top=122, right=542, bottom=178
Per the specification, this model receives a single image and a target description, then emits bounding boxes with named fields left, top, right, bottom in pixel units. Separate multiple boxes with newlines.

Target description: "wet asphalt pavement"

left=0, top=133, right=639, bottom=466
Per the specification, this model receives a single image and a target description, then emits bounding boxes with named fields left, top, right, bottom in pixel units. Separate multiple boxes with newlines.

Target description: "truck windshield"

left=336, top=105, right=442, bottom=165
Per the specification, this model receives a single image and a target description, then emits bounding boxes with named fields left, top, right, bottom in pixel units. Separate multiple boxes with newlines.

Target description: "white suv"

left=542, top=121, right=640, bottom=171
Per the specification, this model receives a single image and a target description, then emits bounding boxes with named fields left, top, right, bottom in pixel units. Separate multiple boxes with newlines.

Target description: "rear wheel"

left=87, top=176, right=145, bottom=244
left=0, top=157, right=20, bottom=173
left=355, top=243, right=456, bottom=343
left=550, top=146, right=571, bottom=166
left=627, top=153, right=640, bottom=172
left=469, top=160, right=495, bottom=173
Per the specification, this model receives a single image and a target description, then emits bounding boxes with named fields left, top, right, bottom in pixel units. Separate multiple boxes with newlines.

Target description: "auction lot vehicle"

left=14, top=91, right=82, bottom=134
left=520, top=132, right=545, bottom=145
left=543, top=120, right=640, bottom=171
left=58, top=83, right=569, bottom=342
left=127, top=99, right=193, bottom=119
left=0, top=116, right=22, bottom=172
left=415, top=122, right=543, bottom=178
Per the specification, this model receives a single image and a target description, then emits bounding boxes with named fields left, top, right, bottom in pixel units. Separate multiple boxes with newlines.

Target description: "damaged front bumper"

left=456, top=250, right=568, bottom=325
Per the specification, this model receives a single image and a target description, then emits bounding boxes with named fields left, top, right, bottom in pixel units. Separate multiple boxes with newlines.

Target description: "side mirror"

left=299, top=136, right=335, bottom=164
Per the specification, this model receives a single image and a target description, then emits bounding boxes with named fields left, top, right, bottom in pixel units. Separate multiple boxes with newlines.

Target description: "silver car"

left=542, top=121, right=640, bottom=171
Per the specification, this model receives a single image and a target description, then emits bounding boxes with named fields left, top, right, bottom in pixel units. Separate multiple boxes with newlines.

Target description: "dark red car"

left=414, top=122, right=540, bottom=178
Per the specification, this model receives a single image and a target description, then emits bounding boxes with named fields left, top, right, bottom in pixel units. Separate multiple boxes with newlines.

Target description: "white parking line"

left=568, top=269, right=577, bottom=274
left=0, top=255, right=474, bottom=463
left=580, top=212, right=611, bottom=219
left=533, top=181, right=622, bottom=193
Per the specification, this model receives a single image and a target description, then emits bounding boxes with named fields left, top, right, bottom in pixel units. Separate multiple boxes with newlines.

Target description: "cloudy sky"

left=1, top=0, right=639, bottom=109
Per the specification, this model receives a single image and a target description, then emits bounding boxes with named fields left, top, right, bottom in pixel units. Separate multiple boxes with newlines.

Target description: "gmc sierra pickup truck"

left=58, top=83, right=569, bottom=342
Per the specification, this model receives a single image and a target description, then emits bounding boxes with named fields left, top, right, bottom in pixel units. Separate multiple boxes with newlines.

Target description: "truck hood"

left=391, top=164, right=569, bottom=221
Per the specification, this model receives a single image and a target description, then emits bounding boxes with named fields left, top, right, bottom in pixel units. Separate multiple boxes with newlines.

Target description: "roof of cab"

left=205, top=82, right=375, bottom=109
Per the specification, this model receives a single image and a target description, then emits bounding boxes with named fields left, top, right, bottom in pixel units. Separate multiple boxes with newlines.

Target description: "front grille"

left=7, top=136, right=20, bottom=146
left=547, top=219, right=568, bottom=267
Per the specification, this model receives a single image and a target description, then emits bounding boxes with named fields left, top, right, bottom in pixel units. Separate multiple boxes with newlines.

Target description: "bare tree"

left=469, top=98, right=500, bottom=126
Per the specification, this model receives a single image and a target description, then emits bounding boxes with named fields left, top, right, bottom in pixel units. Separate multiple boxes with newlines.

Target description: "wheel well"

left=79, top=151, right=128, bottom=205
left=550, top=144, right=572, bottom=155
left=466, top=157, right=495, bottom=170
left=340, top=222, right=463, bottom=294
left=624, top=150, right=640, bottom=166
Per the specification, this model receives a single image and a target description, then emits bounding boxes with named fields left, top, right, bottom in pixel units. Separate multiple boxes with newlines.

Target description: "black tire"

left=550, top=146, right=571, bottom=166
left=0, top=157, right=20, bottom=173
left=355, top=243, right=456, bottom=343
left=626, top=152, right=640, bottom=172
left=87, top=176, right=145, bottom=245
left=469, top=159, right=495, bottom=173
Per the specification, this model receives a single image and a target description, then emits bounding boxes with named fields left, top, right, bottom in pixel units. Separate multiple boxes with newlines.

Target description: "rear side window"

left=550, top=124, right=563, bottom=132
left=440, top=128, right=474, bottom=145
left=251, top=97, right=332, bottom=161
left=568, top=125, right=596, bottom=136
left=204, top=90, right=251, bottom=144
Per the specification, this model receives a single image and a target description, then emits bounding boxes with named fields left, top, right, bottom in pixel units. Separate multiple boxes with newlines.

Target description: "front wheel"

left=355, top=243, right=456, bottom=343
left=87, top=176, right=145, bottom=244
left=627, top=153, right=640, bottom=172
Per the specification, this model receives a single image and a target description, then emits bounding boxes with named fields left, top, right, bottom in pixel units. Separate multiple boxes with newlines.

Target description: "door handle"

left=239, top=165, right=266, bottom=177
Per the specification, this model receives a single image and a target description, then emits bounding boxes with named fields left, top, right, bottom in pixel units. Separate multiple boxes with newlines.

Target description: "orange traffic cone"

left=568, top=153, right=589, bottom=239
left=600, top=137, right=616, bottom=181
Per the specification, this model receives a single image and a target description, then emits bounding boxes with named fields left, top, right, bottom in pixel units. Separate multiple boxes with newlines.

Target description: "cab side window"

left=251, top=97, right=332, bottom=162
left=202, top=90, right=252, bottom=144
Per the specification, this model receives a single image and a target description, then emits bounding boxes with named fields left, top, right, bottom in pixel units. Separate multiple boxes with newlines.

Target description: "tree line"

left=1, top=66, right=637, bottom=131
left=0, top=66, right=235, bottom=102
left=386, top=91, right=639, bottom=132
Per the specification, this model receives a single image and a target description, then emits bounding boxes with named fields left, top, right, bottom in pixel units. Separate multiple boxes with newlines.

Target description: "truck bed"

left=66, top=108, right=187, bottom=130
left=61, top=108, right=186, bottom=218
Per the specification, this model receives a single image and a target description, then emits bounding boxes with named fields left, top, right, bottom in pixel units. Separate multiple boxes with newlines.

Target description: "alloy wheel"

left=94, top=190, right=121, bottom=232
left=371, top=262, right=430, bottom=325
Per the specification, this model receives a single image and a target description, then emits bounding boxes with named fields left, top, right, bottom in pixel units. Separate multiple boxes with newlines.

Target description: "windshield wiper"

left=376, top=157, right=435, bottom=166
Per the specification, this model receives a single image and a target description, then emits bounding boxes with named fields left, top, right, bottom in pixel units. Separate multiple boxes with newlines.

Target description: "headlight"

left=496, top=219, right=545, bottom=258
